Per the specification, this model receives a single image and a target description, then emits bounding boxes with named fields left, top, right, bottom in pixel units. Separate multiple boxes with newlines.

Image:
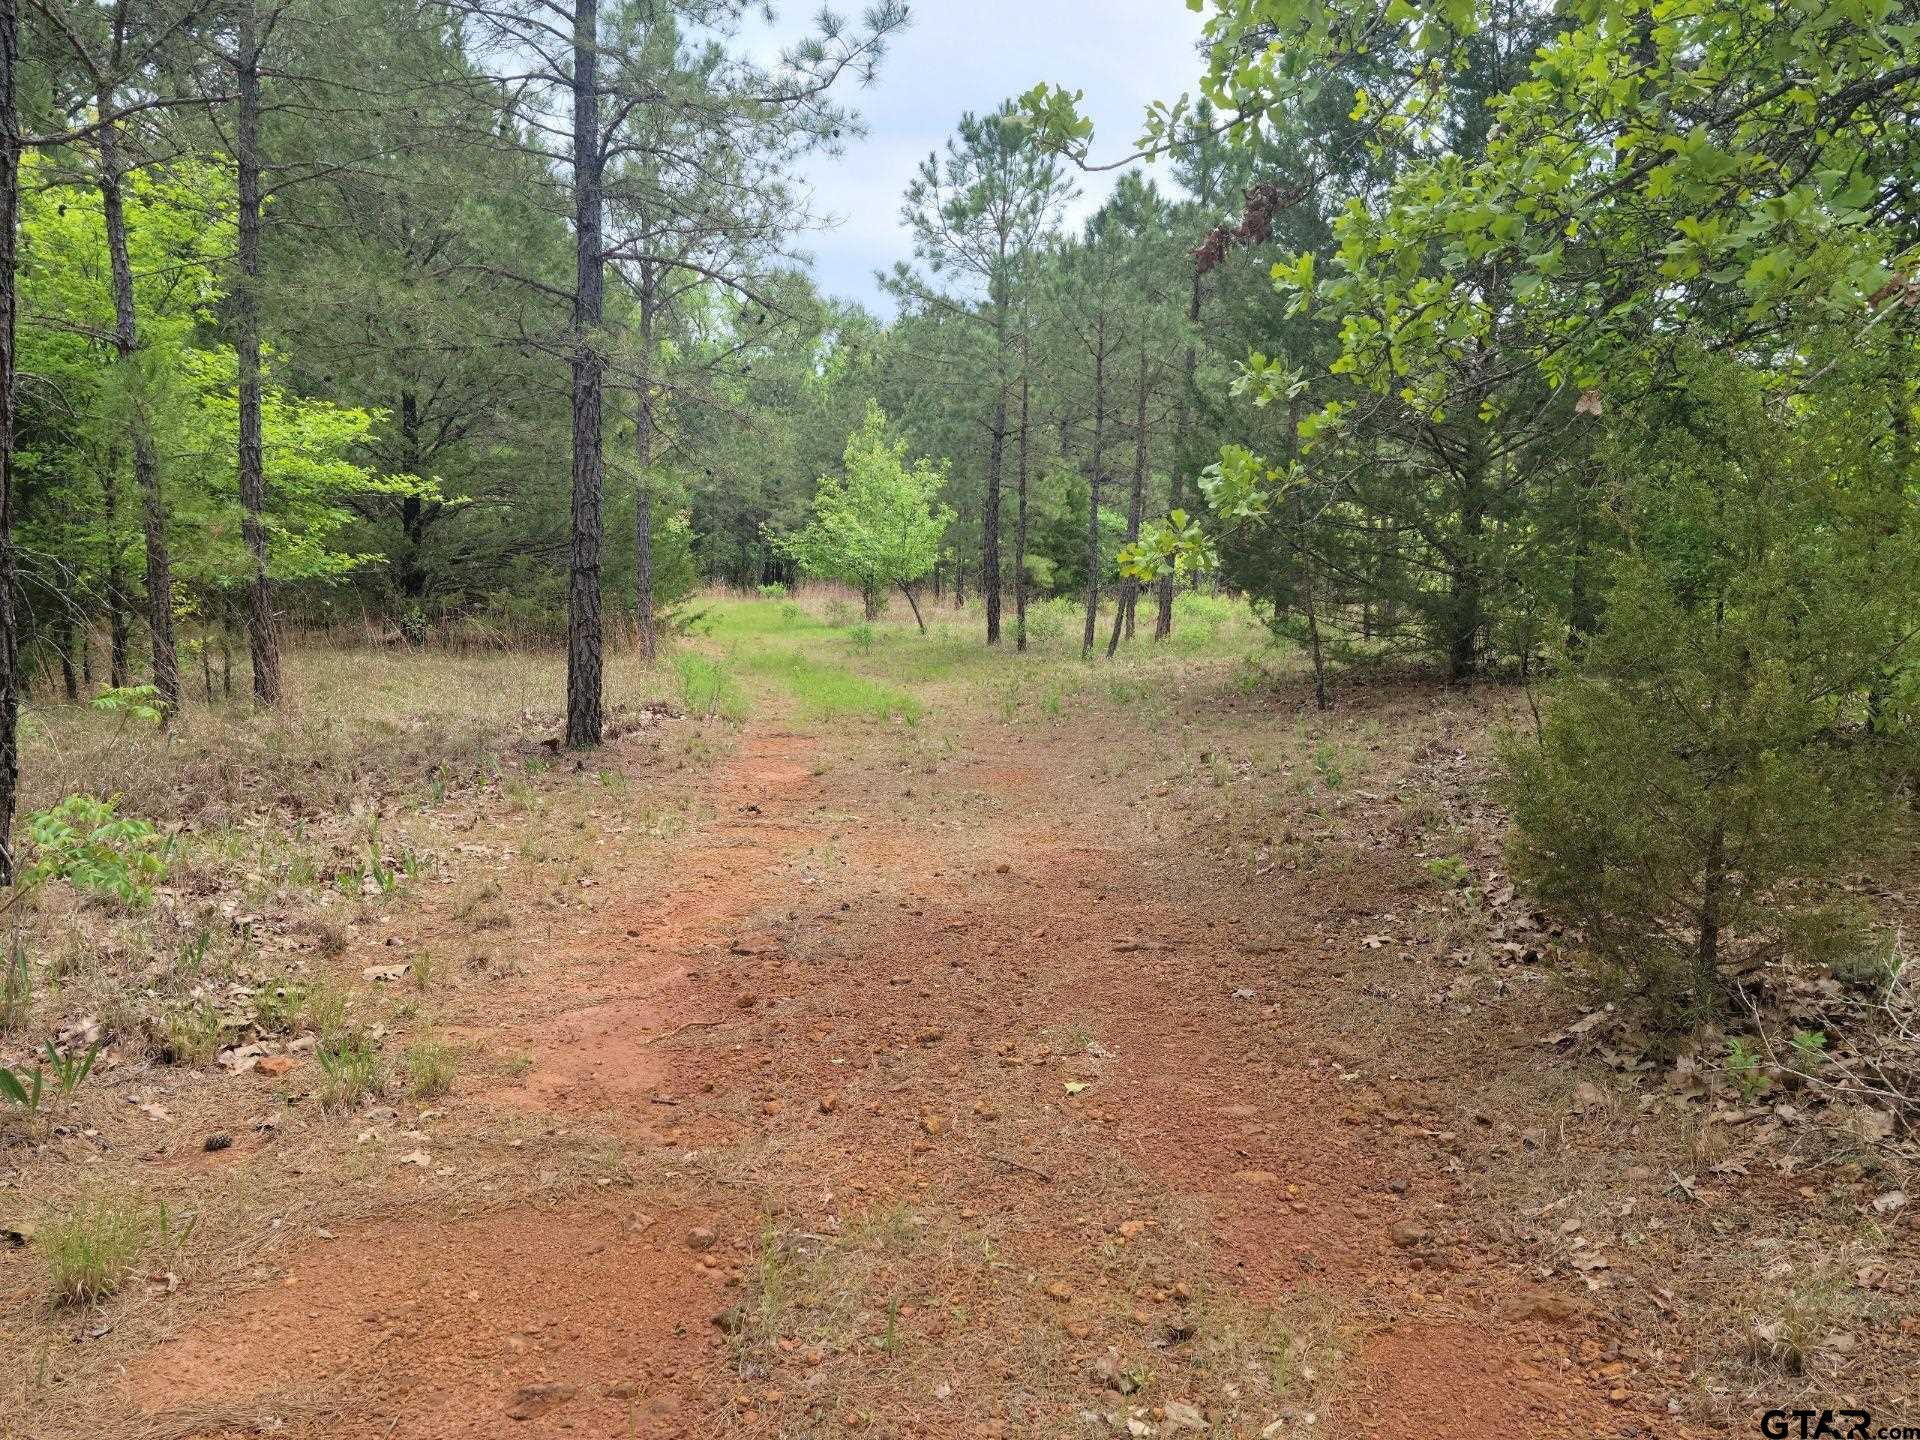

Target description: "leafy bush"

left=757, top=581, right=789, bottom=600
left=90, top=683, right=168, bottom=725
left=823, top=599, right=856, bottom=628
left=1500, top=353, right=1920, bottom=1022
left=24, top=796, right=169, bottom=908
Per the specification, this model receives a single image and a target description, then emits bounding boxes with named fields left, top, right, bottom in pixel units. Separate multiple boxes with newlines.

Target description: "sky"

left=746, top=1, right=1210, bottom=314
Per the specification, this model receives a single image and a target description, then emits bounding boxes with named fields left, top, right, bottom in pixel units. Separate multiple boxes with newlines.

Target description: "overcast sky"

left=746, top=1, right=1209, bottom=314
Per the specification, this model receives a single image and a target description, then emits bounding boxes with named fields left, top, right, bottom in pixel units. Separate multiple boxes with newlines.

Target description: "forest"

left=0, top=0, right=1917, bottom=1434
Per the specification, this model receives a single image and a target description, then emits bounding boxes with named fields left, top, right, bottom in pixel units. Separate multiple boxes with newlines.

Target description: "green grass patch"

left=740, top=649, right=922, bottom=723
left=674, top=652, right=750, bottom=722
left=37, top=1187, right=157, bottom=1304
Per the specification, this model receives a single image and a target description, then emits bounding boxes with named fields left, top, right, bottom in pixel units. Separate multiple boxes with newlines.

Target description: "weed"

left=161, top=1004, right=224, bottom=1066
left=0, top=1058, right=44, bottom=1115
left=1726, top=1036, right=1768, bottom=1101
left=36, top=1188, right=155, bottom=1304
left=674, top=653, right=749, bottom=722
left=453, top=879, right=512, bottom=931
left=0, top=942, right=31, bottom=1032
left=406, top=1038, right=456, bottom=1099
left=252, top=974, right=306, bottom=1035
left=316, top=1030, right=387, bottom=1111
left=1788, top=1028, right=1827, bottom=1074
left=411, top=952, right=438, bottom=992
left=1310, top=741, right=1349, bottom=790
left=1421, top=854, right=1473, bottom=888
left=42, top=1039, right=100, bottom=1097
left=304, top=975, right=348, bottom=1043
left=849, top=623, right=876, bottom=653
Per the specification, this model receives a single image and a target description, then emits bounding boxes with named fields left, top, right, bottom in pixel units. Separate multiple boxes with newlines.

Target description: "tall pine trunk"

left=234, top=0, right=280, bottom=705
left=982, top=291, right=1007, bottom=645
left=103, top=466, right=130, bottom=686
left=564, top=0, right=605, bottom=747
left=99, top=107, right=179, bottom=714
left=1157, top=269, right=1201, bottom=641
left=1106, top=349, right=1148, bottom=658
left=633, top=264, right=657, bottom=663
left=0, top=0, right=19, bottom=880
left=1014, top=336, right=1030, bottom=653
left=1082, top=316, right=1106, bottom=659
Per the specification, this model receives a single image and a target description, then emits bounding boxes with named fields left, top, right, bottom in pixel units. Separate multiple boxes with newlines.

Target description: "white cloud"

left=745, top=0, right=1208, bottom=310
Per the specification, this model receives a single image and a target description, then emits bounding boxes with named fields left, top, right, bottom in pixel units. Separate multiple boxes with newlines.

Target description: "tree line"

left=1, top=0, right=1918, bottom=1029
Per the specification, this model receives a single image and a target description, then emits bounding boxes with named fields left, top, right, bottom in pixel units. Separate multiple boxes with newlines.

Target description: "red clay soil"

left=118, top=713, right=1683, bottom=1440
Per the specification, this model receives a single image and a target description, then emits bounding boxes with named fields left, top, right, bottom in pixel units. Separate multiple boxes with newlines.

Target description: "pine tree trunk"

left=1156, top=268, right=1201, bottom=642
left=397, top=391, right=429, bottom=605
left=1107, top=350, right=1149, bottom=658
left=103, top=466, right=130, bottom=687
left=0, top=0, right=20, bottom=881
left=633, top=265, right=657, bottom=663
left=1082, top=318, right=1106, bottom=659
left=234, top=0, right=280, bottom=706
left=564, top=0, right=605, bottom=747
left=1015, top=344, right=1030, bottom=653
left=98, top=107, right=179, bottom=715
left=983, top=290, right=1008, bottom=646
left=1695, top=821, right=1725, bottom=1003
left=59, top=619, right=78, bottom=702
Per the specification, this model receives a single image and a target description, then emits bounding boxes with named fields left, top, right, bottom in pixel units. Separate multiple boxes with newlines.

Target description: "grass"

left=738, top=649, right=922, bottom=723
left=316, top=1030, right=388, bottom=1111
left=406, top=1037, right=457, bottom=1099
left=674, top=652, right=750, bottom=722
left=37, top=1187, right=156, bottom=1305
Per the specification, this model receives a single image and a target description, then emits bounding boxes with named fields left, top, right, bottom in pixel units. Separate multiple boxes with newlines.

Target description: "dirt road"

left=117, top=700, right=1664, bottom=1439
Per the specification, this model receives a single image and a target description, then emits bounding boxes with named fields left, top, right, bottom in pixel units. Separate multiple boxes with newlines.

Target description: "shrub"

left=1499, top=352, right=1920, bottom=1022
left=23, top=795, right=169, bottom=908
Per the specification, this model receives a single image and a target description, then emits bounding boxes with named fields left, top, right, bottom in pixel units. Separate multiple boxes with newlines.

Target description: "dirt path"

left=116, top=704, right=1664, bottom=1440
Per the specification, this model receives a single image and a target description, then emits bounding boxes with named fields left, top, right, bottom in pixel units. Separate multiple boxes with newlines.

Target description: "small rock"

left=1045, top=1281, right=1073, bottom=1301
left=506, top=1383, right=577, bottom=1420
left=687, top=1227, right=717, bottom=1252
left=917, top=1027, right=945, bottom=1045
left=1164, top=1401, right=1207, bottom=1432
left=256, top=1055, right=296, bottom=1078
left=762, top=1099, right=785, bottom=1118
left=203, top=1133, right=232, bottom=1153
left=920, top=1114, right=944, bottom=1137
left=994, top=863, right=1011, bottom=875
left=1390, top=1220, right=1429, bottom=1248
left=1388, top=1177, right=1410, bottom=1195
left=818, top=1094, right=838, bottom=1114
